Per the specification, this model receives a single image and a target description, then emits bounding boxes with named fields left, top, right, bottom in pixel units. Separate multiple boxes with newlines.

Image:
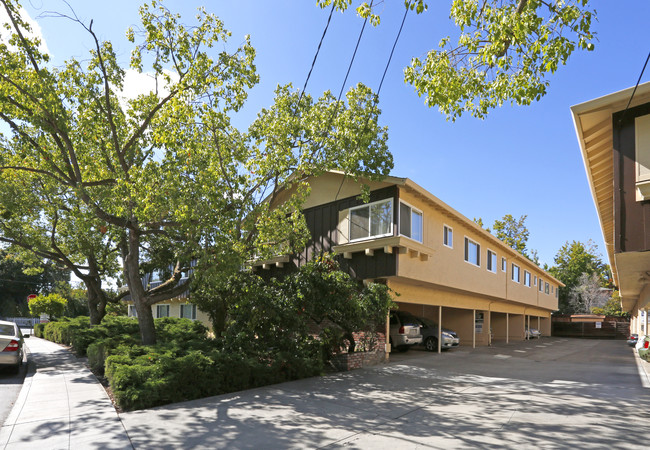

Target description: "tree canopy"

left=548, top=240, right=609, bottom=314
left=319, top=0, right=596, bottom=120
left=0, top=0, right=392, bottom=344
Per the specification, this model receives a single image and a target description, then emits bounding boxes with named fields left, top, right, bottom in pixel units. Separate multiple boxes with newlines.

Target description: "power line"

left=298, top=3, right=336, bottom=108
left=336, top=0, right=373, bottom=102
left=618, top=50, right=650, bottom=125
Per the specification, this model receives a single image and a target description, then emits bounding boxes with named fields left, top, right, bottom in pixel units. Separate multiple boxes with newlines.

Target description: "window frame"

left=524, top=270, right=531, bottom=287
left=399, top=200, right=423, bottom=243
left=464, top=237, right=481, bottom=267
left=486, top=249, right=497, bottom=273
left=501, top=257, right=507, bottom=272
left=545, top=282, right=550, bottom=294
left=443, top=224, right=453, bottom=248
left=349, top=198, right=394, bottom=242
left=539, top=278, right=544, bottom=292
left=511, top=263, right=521, bottom=283
left=156, top=304, right=170, bottom=318
left=180, top=303, right=197, bottom=320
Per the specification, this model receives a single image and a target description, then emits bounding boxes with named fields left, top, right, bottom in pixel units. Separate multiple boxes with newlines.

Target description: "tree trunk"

left=83, top=275, right=107, bottom=326
left=210, top=298, right=228, bottom=338
left=135, top=298, right=157, bottom=346
left=124, top=226, right=157, bottom=345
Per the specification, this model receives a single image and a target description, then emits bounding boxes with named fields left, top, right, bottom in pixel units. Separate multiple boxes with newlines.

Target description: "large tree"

left=320, top=0, right=596, bottom=120
left=548, top=239, right=609, bottom=314
left=0, top=0, right=392, bottom=345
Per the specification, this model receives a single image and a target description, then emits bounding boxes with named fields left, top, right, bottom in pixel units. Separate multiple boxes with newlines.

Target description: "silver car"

left=0, top=320, right=28, bottom=373
left=389, top=311, right=423, bottom=352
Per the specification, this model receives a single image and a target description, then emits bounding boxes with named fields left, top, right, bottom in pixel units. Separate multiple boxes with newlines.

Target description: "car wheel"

left=425, top=337, right=438, bottom=352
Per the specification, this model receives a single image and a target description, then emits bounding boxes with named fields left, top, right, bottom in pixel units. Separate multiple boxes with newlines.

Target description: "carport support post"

left=527, top=315, right=531, bottom=340
left=646, top=309, right=648, bottom=336
left=438, top=306, right=442, bottom=354
left=385, top=311, right=390, bottom=362
left=472, top=309, right=476, bottom=349
left=506, top=313, right=509, bottom=344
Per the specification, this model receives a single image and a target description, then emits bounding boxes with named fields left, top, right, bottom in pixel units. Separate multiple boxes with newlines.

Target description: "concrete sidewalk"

left=0, top=337, right=132, bottom=449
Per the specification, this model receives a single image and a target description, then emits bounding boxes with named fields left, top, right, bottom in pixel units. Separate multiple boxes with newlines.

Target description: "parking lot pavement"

left=120, top=338, right=650, bottom=449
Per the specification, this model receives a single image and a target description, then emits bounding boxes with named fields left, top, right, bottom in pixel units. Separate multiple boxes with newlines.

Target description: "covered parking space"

left=395, top=302, right=488, bottom=352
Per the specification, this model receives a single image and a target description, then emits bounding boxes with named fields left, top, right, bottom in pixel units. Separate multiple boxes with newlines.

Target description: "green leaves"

left=318, top=0, right=595, bottom=120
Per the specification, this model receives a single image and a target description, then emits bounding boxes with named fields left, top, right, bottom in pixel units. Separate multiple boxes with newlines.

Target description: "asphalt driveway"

left=120, top=338, right=650, bottom=449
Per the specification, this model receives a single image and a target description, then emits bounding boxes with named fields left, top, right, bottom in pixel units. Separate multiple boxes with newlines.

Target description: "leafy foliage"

left=0, top=0, right=392, bottom=345
left=548, top=240, right=609, bottom=314
left=28, top=293, right=67, bottom=319
left=319, top=0, right=596, bottom=120
left=592, top=291, right=628, bottom=318
left=492, top=214, right=530, bottom=255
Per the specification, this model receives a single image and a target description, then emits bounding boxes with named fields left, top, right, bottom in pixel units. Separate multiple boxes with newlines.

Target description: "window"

left=180, top=303, right=196, bottom=320
left=443, top=225, right=453, bottom=248
left=511, top=263, right=520, bottom=283
left=545, top=282, right=550, bottom=294
left=350, top=198, right=393, bottom=241
left=128, top=305, right=137, bottom=318
left=156, top=304, right=170, bottom=318
left=556, top=288, right=559, bottom=298
left=524, top=271, right=531, bottom=287
left=539, top=278, right=543, bottom=292
left=399, top=202, right=423, bottom=242
left=151, top=270, right=163, bottom=282
left=464, top=237, right=480, bottom=266
left=534, top=275, right=537, bottom=286
left=501, top=257, right=507, bottom=272
left=635, top=114, right=650, bottom=200
left=487, top=250, right=497, bottom=273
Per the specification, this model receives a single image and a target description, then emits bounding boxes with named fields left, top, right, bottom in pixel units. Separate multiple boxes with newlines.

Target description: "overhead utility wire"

left=335, top=6, right=410, bottom=201
left=336, top=0, right=373, bottom=102
left=297, top=3, right=336, bottom=108
left=618, top=50, right=650, bottom=125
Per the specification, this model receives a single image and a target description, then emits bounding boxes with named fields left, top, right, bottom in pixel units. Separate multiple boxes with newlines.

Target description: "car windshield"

left=0, top=324, right=16, bottom=336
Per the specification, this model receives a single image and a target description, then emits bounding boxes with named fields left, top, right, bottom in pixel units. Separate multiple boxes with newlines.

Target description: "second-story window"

left=350, top=198, right=393, bottom=241
left=501, top=257, right=507, bottom=272
left=443, top=225, right=453, bottom=248
left=524, top=271, right=531, bottom=287
left=539, top=278, right=544, bottom=292
left=399, top=202, right=423, bottom=242
left=512, top=263, right=520, bottom=283
left=464, top=237, right=480, bottom=267
left=487, top=250, right=497, bottom=273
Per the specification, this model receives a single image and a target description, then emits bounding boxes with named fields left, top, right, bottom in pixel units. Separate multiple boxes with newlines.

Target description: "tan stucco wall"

left=395, top=187, right=559, bottom=313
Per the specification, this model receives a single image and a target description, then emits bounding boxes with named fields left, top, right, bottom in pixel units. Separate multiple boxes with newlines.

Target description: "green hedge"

left=37, top=315, right=323, bottom=412
left=105, top=345, right=323, bottom=411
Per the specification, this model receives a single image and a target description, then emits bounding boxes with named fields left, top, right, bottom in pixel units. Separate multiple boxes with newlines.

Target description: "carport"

left=395, top=303, right=488, bottom=352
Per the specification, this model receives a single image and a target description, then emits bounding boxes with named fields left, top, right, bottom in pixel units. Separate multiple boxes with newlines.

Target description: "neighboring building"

left=571, top=82, right=650, bottom=334
left=126, top=269, right=211, bottom=327
left=255, top=171, right=561, bottom=348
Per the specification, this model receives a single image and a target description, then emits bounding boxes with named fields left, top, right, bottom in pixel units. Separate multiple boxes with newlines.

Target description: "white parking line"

left=514, top=350, right=526, bottom=353
left=494, top=354, right=511, bottom=359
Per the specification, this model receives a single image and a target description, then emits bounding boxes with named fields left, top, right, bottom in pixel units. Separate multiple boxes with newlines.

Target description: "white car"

left=525, top=327, right=541, bottom=339
left=0, top=320, right=28, bottom=373
left=389, top=311, right=423, bottom=352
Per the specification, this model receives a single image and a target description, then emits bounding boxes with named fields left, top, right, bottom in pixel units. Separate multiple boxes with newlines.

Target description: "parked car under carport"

left=416, top=316, right=460, bottom=351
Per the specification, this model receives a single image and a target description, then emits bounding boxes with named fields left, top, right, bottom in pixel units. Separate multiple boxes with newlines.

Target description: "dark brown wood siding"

left=613, top=103, right=650, bottom=253
left=259, top=185, right=399, bottom=280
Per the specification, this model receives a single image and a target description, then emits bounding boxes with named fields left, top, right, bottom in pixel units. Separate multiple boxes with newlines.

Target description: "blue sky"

left=16, top=0, right=650, bottom=268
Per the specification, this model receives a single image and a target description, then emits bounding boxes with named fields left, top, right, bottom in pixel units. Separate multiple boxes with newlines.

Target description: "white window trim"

left=180, top=303, right=197, bottom=320
left=443, top=224, right=453, bottom=249
left=398, top=200, right=423, bottom=243
left=464, top=236, right=481, bottom=267
left=534, top=275, right=537, bottom=286
left=348, top=198, right=394, bottom=243
left=511, top=263, right=521, bottom=283
left=156, top=304, right=170, bottom=318
left=545, top=282, right=550, bottom=294
left=524, top=270, right=531, bottom=287
left=487, top=249, right=497, bottom=273
left=501, top=257, right=507, bottom=272
left=539, top=279, right=544, bottom=292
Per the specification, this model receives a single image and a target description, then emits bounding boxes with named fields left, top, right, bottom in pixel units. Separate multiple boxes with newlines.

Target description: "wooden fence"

left=551, top=320, right=629, bottom=339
